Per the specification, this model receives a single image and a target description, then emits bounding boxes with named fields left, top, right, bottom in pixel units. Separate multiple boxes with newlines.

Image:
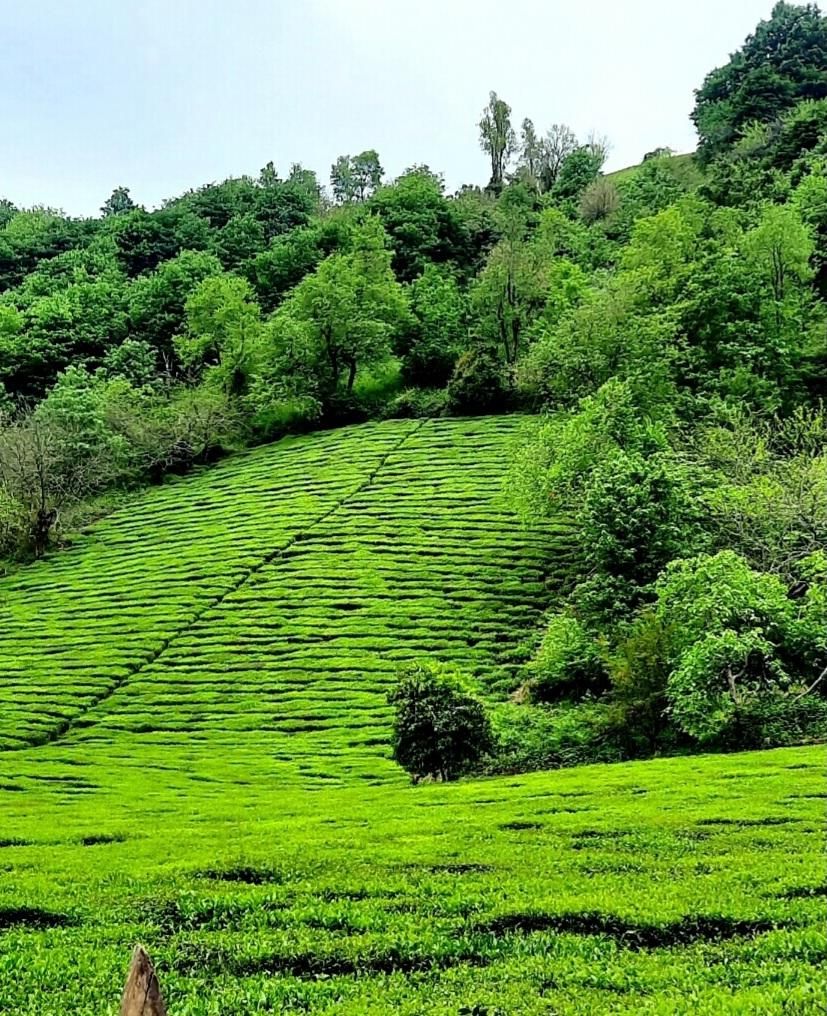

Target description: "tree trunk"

left=32, top=508, right=56, bottom=558
left=346, top=357, right=357, bottom=392
left=120, top=946, right=167, bottom=1016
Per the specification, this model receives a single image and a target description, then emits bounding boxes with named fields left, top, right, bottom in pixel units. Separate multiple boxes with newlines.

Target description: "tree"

left=108, top=207, right=210, bottom=277
left=527, top=614, right=607, bottom=702
left=654, top=550, right=825, bottom=740
left=0, top=198, right=17, bottom=229
left=744, top=202, right=814, bottom=309
left=552, top=147, right=604, bottom=203
left=401, top=264, right=467, bottom=386
left=445, top=344, right=508, bottom=415
left=177, top=275, right=263, bottom=395
left=0, top=208, right=83, bottom=291
left=0, top=274, right=130, bottom=400
left=351, top=150, right=384, bottom=200
left=388, top=661, right=492, bottom=782
left=518, top=118, right=544, bottom=189
left=0, top=371, right=123, bottom=556
left=330, top=151, right=383, bottom=203
left=127, top=249, right=223, bottom=371
left=330, top=155, right=356, bottom=203
left=103, top=339, right=157, bottom=388
left=539, top=124, right=578, bottom=192
left=245, top=215, right=353, bottom=312
left=471, top=192, right=548, bottom=364
left=368, top=168, right=472, bottom=282
left=692, top=2, right=827, bottom=164
left=100, top=187, right=136, bottom=218
left=585, top=129, right=612, bottom=168
left=274, top=218, right=408, bottom=394
left=258, top=161, right=280, bottom=188
left=478, top=91, right=516, bottom=191
left=577, top=449, right=702, bottom=588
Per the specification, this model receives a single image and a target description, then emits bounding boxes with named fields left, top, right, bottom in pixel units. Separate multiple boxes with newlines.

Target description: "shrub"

left=507, top=379, right=672, bottom=523
left=711, top=693, right=827, bottom=750
left=527, top=614, right=608, bottom=702
left=568, top=574, right=643, bottom=633
left=485, top=701, right=620, bottom=774
left=388, top=662, right=492, bottom=782
left=385, top=387, right=448, bottom=419
left=606, top=611, right=675, bottom=754
left=445, top=345, right=510, bottom=415
left=577, top=450, right=704, bottom=587
left=579, top=178, right=620, bottom=224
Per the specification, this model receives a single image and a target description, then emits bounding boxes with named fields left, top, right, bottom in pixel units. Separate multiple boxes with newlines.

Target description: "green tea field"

left=0, top=417, right=824, bottom=1015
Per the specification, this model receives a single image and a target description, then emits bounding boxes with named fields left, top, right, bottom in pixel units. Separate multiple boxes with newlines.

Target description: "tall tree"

left=478, top=91, right=516, bottom=191
left=472, top=191, right=548, bottom=364
left=330, top=155, right=356, bottom=203
left=351, top=150, right=384, bottom=200
left=330, top=151, right=383, bottom=203
left=100, top=187, right=136, bottom=217
left=540, top=124, right=578, bottom=192
left=519, top=118, right=544, bottom=189
left=177, top=275, right=263, bottom=394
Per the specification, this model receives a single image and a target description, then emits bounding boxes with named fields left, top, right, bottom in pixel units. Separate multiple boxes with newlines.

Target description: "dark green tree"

left=388, top=661, right=493, bottom=782
left=692, top=2, right=827, bottom=164
left=100, top=187, right=136, bottom=217
left=369, top=168, right=472, bottom=282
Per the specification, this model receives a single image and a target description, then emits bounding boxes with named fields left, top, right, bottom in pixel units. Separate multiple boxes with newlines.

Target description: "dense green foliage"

left=389, top=661, right=493, bottom=781
left=692, top=3, right=827, bottom=164
left=497, top=6, right=827, bottom=764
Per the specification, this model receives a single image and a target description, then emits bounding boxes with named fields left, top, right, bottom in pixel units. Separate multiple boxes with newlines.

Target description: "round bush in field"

left=388, top=661, right=493, bottom=782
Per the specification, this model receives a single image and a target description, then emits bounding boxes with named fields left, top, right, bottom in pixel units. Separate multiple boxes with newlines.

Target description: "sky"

left=0, top=0, right=793, bottom=217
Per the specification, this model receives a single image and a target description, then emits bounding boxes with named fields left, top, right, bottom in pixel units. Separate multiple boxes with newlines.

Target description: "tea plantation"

left=0, top=417, right=823, bottom=1014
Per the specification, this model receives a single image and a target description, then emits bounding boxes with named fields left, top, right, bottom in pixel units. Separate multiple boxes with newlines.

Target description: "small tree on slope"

left=389, top=662, right=492, bottom=783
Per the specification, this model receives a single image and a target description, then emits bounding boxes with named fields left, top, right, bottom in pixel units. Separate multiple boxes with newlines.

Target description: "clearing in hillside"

left=0, top=415, right=569, bottom=778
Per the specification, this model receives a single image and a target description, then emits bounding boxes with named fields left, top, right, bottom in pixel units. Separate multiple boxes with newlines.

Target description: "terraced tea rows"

left=0, top=416, right=570, bottom=780
left=0, top=745, right=823, bottom=1015
left=0, top=415, right=823, bottom=1015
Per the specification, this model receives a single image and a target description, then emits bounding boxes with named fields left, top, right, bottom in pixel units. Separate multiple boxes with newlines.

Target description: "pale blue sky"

left=0, top=0, right=789, bottom=216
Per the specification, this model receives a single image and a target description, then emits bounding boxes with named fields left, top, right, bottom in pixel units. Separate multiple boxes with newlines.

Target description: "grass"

left=606, top=151, right=703, bottom=189
left=0, top=747, right=824, bottom=1014
left=0, top=416, right=823, bottom=1013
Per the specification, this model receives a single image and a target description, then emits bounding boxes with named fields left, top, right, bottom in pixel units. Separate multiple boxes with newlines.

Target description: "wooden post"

left=120, top=945, right=167, bottom=1016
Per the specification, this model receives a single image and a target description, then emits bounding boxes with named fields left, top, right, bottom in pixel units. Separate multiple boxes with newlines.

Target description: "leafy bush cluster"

left=494, top=1, right=827, bottom=765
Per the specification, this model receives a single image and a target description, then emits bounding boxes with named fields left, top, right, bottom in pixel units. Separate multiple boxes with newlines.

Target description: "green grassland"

left=606, top=152, right=703, bottom=189
left=0, top=416, right=823, bottom=1014
left=0, top=748, right=824, bottom=1015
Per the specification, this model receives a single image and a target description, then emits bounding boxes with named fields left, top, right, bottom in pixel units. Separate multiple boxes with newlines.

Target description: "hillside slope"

left=0, top=417, right=822, bottom=1016
left=0, top=415, right=570, bottom=780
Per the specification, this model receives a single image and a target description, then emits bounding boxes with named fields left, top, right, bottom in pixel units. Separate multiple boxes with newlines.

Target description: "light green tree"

left=478, top=91, right=516, bottom=191
left=177, top=275, right=263, bottom=395
left=274, top=218, right=408, bottom=394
